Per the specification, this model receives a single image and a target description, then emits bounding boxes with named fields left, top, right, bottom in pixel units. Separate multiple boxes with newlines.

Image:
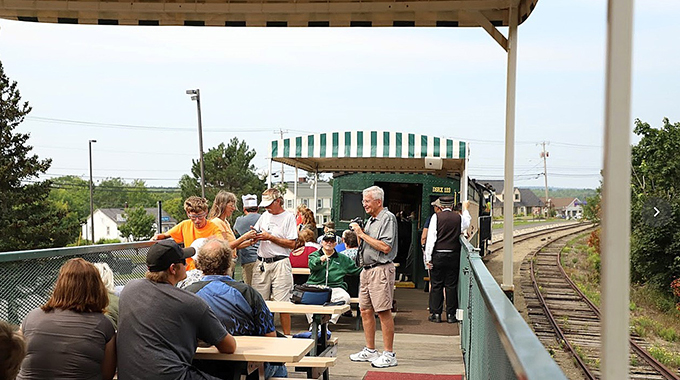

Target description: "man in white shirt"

left=424, top=198, right=471, bottom=324
left=251, top=188, right=298, bottom=335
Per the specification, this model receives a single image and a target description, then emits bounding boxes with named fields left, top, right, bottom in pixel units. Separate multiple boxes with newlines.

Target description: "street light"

left=186, top=89, right=206, bottom=198
left=88, top=139, right=97, bottom=243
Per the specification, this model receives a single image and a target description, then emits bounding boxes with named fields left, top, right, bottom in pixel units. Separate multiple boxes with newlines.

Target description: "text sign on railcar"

left=432, top=187, right=452, bottom=193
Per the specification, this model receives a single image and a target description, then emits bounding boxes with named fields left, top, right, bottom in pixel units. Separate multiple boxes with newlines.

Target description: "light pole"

left=88, top=139, right=97, bottom=243
left=186, top=89, right=206, bottom=199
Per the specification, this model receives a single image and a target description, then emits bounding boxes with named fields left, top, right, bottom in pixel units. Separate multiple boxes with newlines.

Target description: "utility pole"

left=540, top=141, right=550, bottom=215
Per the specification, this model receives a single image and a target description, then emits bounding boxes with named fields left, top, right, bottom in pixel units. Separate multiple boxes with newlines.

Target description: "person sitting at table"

left=94, top=262, right=119, bottom=330
left=117, top=240, right=236, bottom=380
left=289, top=228, right=321, bottom=269
left=306, top=231, right=363, bottom=325
left=338, top=230, right=359, bottom=264
left=297, top=205, right=318, bottom=241
left=187, top=238, right=287, bottom=380
left=17, top=258, right=116, bottom=380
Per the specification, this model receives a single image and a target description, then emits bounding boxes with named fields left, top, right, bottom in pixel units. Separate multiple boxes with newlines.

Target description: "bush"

left=587, top=229, right=600, bottom=255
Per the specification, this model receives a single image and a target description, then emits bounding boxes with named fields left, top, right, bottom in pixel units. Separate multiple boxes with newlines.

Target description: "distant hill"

left=529, top=187, right=597, bottom=201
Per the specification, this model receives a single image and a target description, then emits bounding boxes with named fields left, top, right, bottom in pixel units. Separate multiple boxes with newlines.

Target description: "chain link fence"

left=458, top=238, right=568, bottom=380
left=0, top=242, right=154, bottom=325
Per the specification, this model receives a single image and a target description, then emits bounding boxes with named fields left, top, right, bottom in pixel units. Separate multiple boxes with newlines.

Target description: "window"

left=340, top=191, right=364, bottom=221
left=514, top=192, right=520, bottom=201
left=317, top=199, right=323, bottom=208
left=106, top=226, right=110, bottom=235
left=286, top=199, right=293, bottom=209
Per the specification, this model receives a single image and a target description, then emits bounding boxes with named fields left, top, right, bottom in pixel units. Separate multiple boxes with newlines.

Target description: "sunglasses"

left=175, top=259, right=187, bottom=265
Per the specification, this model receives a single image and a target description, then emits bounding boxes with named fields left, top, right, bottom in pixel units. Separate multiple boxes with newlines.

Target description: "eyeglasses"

left=187, top=212, right=207, bottom=220
left=361, top=199, right=376, bottom=205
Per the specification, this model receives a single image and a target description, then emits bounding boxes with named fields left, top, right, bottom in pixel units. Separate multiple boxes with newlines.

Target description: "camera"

left=350, top=217, right=364, bottom=231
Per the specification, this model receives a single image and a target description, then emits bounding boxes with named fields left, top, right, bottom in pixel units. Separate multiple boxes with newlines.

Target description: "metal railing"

left=0, top=242, right=153, bottom=325
left=458, top=237, right=567, bottom=380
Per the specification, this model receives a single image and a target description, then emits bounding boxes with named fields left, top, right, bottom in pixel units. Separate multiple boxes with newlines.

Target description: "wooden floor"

left=285, top=288, right=465, bottom=380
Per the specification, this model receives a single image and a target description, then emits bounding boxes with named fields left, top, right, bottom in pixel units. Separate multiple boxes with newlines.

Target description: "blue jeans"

left=264, top=362, right=288, bottom=378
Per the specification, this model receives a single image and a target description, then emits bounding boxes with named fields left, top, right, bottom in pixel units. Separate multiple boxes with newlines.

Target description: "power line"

left=27, top=116, right=272, bottom=133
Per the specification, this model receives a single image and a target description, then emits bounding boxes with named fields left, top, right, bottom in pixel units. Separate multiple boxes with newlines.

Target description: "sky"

left=2, top=0, right=679, bottom=191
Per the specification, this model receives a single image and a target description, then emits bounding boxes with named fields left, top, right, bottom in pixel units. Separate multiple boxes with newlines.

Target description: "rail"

left=459, top=237, right=567, bottom=380
left=0, top=241, right=154, bottom=324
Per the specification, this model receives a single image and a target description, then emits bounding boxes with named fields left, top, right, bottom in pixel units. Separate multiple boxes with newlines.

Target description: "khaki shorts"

left=252, top=258, right=293, bottom=302
left=359, top=263, right=395, bottom=312
left=241, top=261, right=257, bottom=286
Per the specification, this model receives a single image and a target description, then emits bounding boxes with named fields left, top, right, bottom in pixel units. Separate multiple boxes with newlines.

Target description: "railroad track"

left=521, top=227, right=680, bottom=380
left=486, top=221, right=587, bottom=256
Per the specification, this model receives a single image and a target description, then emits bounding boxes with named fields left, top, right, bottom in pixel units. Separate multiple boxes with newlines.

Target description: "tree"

left=582, top=177, right=602, bottom=222
left=179, top=137, right=266, bottom=202
left=163, top=197, right=186, bottom=223
left=118, top=206, right=155, bottom=241
left=0, top=62, right=81, bottom=251
left=48, top=175, right=90, bottom=221
left=630, top=118, right=680, bottom=290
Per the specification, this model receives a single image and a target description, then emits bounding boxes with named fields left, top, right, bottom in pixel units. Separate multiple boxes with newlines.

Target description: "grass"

left=648, top=345, right=680, bottom=369
left=492, top=217, right=564, bottom=230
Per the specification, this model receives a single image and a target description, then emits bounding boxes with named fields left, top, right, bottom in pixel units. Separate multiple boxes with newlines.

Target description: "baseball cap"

left=147, top=240, right=195, bottom=272
left=259, top=189, right=281, bottom=207
left=242, top=194, right=258, bottom=208
left=322, top=231, right=337, bottom=242
left=431, top=199, right=443, bottom=208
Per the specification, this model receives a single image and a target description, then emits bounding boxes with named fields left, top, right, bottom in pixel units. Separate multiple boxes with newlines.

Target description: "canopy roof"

left=0, top=0, right=539, bottom=27
left=271, top=131, right=467, bottom=175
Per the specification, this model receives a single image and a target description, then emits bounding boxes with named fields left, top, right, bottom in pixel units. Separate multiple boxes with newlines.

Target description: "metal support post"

left=602, top=0, right=634, bottom=378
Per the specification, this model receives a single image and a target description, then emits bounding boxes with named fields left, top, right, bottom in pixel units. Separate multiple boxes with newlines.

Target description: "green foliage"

left=179, top=137, right=266, bottom=201
left=648, top=345, right=680, bottom=369
left=583, top=179, right=602, bottom=222
left=163, top=197, right=186, bottom=223
left=118, top=206, right=156, bottom=241
left=96, top=238, right=122, bottom=244
left=48, top=175, right=90, bottom=221
left=0, top=62, right=81, bottom=251
left=630, top=118, right=680, bottom=292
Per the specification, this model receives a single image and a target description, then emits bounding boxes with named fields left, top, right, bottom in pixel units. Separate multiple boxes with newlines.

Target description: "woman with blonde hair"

left=18, top=258, right=116, bottom=380
left=209, top=191, right=258, bottom=250
left=209, top=191, right=258, bottom=277
left=94, top=262, right=119, bottom=330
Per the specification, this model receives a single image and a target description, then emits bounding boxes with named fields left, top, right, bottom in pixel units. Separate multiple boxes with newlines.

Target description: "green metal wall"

left=330, top=172, right=460, bottom=288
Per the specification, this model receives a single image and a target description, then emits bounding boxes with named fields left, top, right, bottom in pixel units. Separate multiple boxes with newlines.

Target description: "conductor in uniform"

left=424, top=196, right=471, bottom=323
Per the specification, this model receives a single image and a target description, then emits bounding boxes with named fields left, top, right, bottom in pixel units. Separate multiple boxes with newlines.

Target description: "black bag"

left=291, top=284, right=332, bottom=305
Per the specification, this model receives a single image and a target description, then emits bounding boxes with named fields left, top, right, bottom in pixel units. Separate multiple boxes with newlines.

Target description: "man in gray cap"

left=424, top=197, right=471, bottom=324
left=117, top=240, right=236, bottom=380
left=233, top=194, right=261, bottom=286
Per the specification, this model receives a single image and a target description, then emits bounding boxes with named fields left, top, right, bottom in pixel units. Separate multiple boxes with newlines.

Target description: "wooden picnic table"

left=194, top=335, right=313, bottom=380
left=266, top=301, right=349, bottom=356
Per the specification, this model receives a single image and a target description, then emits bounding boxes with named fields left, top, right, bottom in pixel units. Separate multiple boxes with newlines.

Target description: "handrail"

left=460, top=238, right=567, bottom=380
left=0, top=241, right=154, bottom=262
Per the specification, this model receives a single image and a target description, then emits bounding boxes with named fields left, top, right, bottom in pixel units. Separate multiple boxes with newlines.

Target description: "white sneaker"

left=349, top=347, right=380, bottom=362
left=371, top=351, right=398, bottom=368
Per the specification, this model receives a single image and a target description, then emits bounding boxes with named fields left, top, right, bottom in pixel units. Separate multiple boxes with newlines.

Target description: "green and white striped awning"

left=270, top=131, right=468, bottom=174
